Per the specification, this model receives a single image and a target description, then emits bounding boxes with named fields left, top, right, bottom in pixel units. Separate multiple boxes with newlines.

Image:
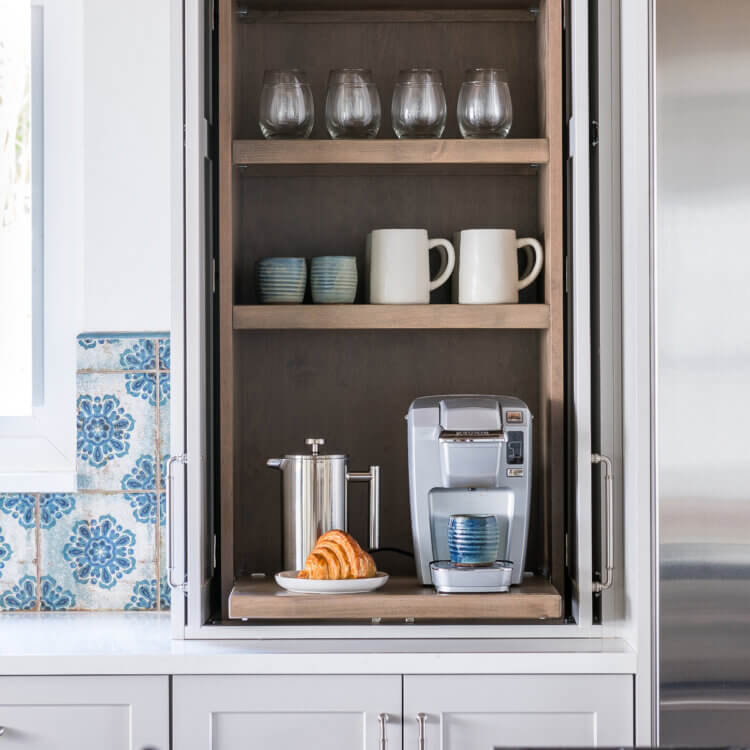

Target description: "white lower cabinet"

left=173, top=673, right=633, bottom=750
left=0, top=676, right=168, bottom=750
left=403, top=675, right=634, bottom=748
left=172, top=675, right=402, bottom=750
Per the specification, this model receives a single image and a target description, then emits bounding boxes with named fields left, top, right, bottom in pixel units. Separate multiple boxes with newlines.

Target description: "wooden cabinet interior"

left=217, top=0, right=563, bottom=622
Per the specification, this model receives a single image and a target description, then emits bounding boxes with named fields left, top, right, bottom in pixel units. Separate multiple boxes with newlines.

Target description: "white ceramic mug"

left=367, top=229, right=455, bottom=304
left=452, top=229, right=544, bottom=304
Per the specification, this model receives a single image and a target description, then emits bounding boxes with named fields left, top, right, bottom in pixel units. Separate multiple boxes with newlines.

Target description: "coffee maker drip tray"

left=430, top=561, right=513, bottom=594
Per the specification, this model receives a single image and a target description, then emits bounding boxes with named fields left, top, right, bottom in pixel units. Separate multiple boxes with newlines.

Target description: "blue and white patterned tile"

left=77, top=335, right=159, bottom=372
left=76, top=372, right=157, bottom=491
left=158, top=372, right=170, bottom=491
left=40, top=493, right=157, bottom=610
left=158, top=523, right=170, bottom=610
left=157, top=337, right=170, bottom=371
left=0, top=497, right=38, bottom=611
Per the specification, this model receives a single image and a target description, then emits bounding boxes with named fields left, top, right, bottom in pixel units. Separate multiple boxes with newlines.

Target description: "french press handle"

left=347, top=466, right=381, bottom=550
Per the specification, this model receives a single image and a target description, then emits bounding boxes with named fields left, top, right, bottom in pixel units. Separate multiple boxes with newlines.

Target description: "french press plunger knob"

left=305, top=438, right=325, bottom=456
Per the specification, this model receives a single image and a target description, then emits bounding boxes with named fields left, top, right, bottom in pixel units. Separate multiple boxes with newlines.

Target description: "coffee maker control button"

left=506, top=411, right=524, bottom=423
left=507, top=468, right=524, bottom=478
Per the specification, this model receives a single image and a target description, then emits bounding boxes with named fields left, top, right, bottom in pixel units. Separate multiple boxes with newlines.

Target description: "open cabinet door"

left=171, top=0, right=216, bottom=637
left=567, top=0, right=594, bottom=628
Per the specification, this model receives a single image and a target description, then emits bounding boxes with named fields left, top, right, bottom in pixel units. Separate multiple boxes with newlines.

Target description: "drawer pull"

left=0, top=726, right=5, bottom=736
left=378, top=712, right=388, bottom=749
left=416, top=713, right=427, bottom=750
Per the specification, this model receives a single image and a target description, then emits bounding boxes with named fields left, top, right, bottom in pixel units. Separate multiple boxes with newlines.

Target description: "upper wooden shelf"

left=233, top=304, right=549, bottom=330
left=233, top=138, right=549, bottom=167
left=235, top=8, right=538, bottom=24
left=229, top=575, right=562, bottom=621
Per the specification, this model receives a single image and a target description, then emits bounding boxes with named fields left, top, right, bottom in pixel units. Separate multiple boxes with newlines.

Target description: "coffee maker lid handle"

left=305, top=438, right=326, bottom=455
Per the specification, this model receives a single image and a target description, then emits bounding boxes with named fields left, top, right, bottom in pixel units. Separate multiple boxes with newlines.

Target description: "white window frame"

left=0, top=0, right=84, bottom=492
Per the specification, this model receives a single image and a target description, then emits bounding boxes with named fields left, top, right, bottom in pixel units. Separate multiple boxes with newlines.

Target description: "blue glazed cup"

left=310, top=256, right=358, bottom=304
left=257, top=257, right=307, bottom=304
left=448, top=514, right=499, bottom=566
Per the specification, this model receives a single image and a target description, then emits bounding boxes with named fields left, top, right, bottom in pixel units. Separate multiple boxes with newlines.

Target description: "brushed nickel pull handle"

left=166, top=453, right=188, bottom=591
left=0, top=726, right=5, bottom=736
left=378, top=712, right=388, bottom=749
left=416, top=713, right=427, bottom=750
left=592, top=453, right=614, bottom=592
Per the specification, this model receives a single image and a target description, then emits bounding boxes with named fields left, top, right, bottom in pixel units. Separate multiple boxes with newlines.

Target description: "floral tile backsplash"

left=0, top=334, right=171, bottom=612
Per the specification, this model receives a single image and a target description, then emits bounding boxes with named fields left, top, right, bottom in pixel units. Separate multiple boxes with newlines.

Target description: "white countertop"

left=0, top=613, right=637, bottom=676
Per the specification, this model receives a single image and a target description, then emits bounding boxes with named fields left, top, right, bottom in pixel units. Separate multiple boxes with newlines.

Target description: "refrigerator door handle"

left=592, top=453, right=614, bottom=593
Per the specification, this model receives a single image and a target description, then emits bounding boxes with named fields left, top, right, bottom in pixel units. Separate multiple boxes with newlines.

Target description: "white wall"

left=82, top=0, right=172, bottom=333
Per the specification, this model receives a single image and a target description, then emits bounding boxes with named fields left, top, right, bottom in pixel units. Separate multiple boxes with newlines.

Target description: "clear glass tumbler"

left=457, top=68, right=513, bottom=139
left=391, top=68, right=447, bottom=139
left=325, top=68, right=381, bottom=139
left=259, top=69, right=314, bottom=139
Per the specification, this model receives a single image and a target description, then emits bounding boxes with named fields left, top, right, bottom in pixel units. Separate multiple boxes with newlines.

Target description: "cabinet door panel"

left=0, top=676, right=168, bottom=750
left=404, top=674, right=633, bottom=748
left=173, top=675, right=402, bottom=750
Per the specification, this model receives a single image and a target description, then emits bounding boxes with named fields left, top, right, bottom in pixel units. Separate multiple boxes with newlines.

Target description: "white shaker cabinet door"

left=0, top=676, right=169, bottom=750
left=404, top=674, right=633, bottom=749
left=173, top=675, right=402, bottom=750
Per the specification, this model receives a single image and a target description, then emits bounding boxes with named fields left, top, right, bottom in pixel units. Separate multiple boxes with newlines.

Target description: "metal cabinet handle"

left=592, top=453, right=614, bottom=592
left=166, top=453, right=188, bottom=591
left=377, top=713, right=388, bottom=750
left=347, top=466, right=380, bottom=550
left=416, top=713, right=427, bottom=750
left=0, top=726, right=5, bottom=736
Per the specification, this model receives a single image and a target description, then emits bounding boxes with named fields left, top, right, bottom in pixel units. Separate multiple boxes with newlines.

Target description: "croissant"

left=298, top=530, right=376, bottom=580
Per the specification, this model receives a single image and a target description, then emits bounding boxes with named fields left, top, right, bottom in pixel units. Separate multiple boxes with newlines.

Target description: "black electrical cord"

left=367, top=547, right=415, bottom=559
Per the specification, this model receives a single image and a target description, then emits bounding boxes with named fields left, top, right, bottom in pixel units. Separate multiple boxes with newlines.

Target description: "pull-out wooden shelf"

left=233, top=139, right=549, bottom=167
left=229, top=576, right=562, bottom=621
left=233, top=304, right=550, bottom=330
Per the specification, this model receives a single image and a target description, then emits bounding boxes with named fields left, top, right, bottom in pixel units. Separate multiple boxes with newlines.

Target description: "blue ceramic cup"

left=257, top=257, right=307, bottom=304
left=310, top=256, right=358, bottom=304
left=448, top=514, right=499, bottom=566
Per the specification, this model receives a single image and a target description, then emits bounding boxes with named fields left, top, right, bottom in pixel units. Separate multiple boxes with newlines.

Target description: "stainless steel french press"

left=267, top=438, right=380, bottom=571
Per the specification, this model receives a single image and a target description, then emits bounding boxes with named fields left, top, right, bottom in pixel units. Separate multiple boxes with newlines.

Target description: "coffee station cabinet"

left=191, top=0, right=571, bottom=625
left=166, top=0, right=642, bottom=745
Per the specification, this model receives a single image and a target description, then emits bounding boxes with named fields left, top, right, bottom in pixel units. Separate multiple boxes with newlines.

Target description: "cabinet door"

left=0, top=676, right=168, bottom=750
left=173, top=675, right=401, bottom=750
left=404, top=674, right=633, bottom=748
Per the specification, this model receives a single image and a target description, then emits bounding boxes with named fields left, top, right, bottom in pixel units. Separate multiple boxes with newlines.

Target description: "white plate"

left=274, top=571, right=389, bottom=594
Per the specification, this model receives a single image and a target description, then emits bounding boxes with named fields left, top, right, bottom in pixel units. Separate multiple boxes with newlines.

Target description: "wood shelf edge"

left=233, top=139, right=550, bottom=166
left=233, top=304, right=550, bottom=330
left=228, top=575, right=562, bottom=621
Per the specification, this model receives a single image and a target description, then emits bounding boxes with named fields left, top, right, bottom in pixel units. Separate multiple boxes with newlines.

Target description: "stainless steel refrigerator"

left=654, top=0, right=750, bottom=744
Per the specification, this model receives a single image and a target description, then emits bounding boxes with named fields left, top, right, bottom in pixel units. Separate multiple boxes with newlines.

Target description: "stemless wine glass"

left=259, top=69, right=314, bottom=139
left=391, top=68, right=447, bottom=139
left=457, top=67, right=513, bottom=139
left=325, top=68, right=381, bottom=139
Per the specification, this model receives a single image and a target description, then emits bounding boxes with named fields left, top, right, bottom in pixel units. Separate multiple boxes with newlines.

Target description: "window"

left=0, top=0, right=83, bottom=491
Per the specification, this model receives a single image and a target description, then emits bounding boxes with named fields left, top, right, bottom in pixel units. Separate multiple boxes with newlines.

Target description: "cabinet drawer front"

left=0, top=676, right=168, bottom=750
left=404, top=674, right=633, bottom=749
left=173, top=675, right=402, bottom=750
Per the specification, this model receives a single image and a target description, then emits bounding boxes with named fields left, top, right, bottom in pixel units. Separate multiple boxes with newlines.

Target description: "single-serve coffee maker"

left=407, top=395, right=532, bottom=591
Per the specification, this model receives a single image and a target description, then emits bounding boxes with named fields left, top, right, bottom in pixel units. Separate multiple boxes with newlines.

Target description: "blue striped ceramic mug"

left=448, top=514, right=499, bottom=566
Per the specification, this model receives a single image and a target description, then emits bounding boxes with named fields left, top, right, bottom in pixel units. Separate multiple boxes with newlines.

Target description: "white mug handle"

left=516, top=237, right=544, bottom=290
left=428, top=238, right=456, bottom=292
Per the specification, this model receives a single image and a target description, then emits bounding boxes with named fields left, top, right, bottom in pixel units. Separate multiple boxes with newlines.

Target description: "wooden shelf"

left=236, top=9, right=537, bottom=24
left=233, top=304, right=550, bottom=330
left=233, top=139, right=549, bottom=167
left=229, top=575, right=562, bottom=621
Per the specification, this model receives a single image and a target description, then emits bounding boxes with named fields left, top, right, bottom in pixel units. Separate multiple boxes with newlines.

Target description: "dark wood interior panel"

left=235, top=173, right=542, bottom=305
left=233, top=17, right=538, bottom=139
left=233, top=329, right=544, bottom=579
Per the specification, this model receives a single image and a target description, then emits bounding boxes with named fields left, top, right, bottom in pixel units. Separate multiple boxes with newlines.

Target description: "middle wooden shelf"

left=233, top=138, right=550, bottom=167
left=233, top=304, right=550, bottom=330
